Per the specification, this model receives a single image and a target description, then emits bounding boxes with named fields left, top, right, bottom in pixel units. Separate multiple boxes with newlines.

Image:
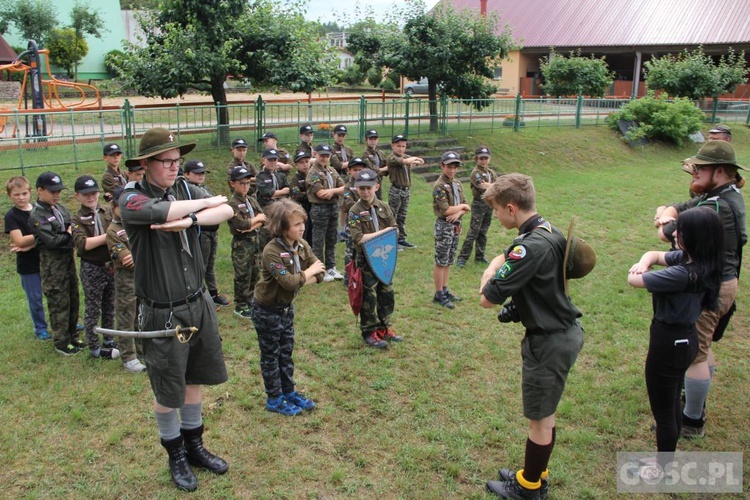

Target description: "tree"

left=0, top=0, right=58, bottom=47
left=69, top=1, right=107, bottom=81
left=347, top=1, right=514, bottom=131
left=540, top=50, right=614, bottom=97
left=46, top=27, right=87, bottom=78
left=644, top=47, right=749, bottom=99
left=120, top=0, right=159, bottom=9
left=118, top=0, right=335, bottom=145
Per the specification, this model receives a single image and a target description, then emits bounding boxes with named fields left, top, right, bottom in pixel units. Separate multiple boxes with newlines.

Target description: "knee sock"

left=155, top=409, right=181, bottom=441
left=521, top=428, right=555, bottom=486
left=684, top=377, right=710, bottom=421
left=179, top=402, right=203, bottom=431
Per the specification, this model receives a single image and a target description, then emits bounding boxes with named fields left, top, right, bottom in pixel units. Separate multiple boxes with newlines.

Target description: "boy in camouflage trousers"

left=341, top=157, right=367, bottom=284
left=457, top=146, right=498, bottom=266
left=289, top=151, right=313, bottom=245
left=29, top=172, right=82, bottom=355
left=106, top=187, right=147, bottom=373
left=227, top=167, right=267, bottom=319
left=386, top=134, right=424, bottom=249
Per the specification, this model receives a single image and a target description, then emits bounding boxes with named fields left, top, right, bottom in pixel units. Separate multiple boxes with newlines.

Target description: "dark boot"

left=161, top=436, right=198, bottom=491
left=182, top=425, right=229, bottom=474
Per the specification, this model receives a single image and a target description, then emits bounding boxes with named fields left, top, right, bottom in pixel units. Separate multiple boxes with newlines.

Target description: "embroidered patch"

left=508, top=245, right=526, bottom=260
left=280, top=252, right=290, bottom=258
left=276, top=263, right=284, bottom=269
left=46, top=216, right=56, bottom=222
left=496, top=261, right=514, bottom=279
left=116, top=229, right=127, bottom=237
left=125, top=193, right=149, bottom=211
left=279, top=270, right=287, bottom=275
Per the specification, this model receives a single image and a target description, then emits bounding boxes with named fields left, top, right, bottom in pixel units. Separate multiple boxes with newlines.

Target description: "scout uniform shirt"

left=255, top=168, right=289, bottom=207
left=387, top=152, right=415, bottom=188
left=363, top=145, right=387, bottom=174
left=119, top=180, right=205, bottom=303
left=254, top=238, right=323, bottom=306
left=289, top=171, right=310, bottom=210
left=101, top=166, right=127, bottom=202
left=482, top=215, right=582, bottom=333
left=295, top=141, right=313, bottom=158
left=275, top=147, right=292, bottom=166
left=469, top=164, right=498, bottom=200
left=72, top=204, right=114, bottom=264
left=331, top=142, right=354, bottom=175
left=227, top=192, right=264, bottom=238
left=348, top=197, right=397, bottom=252
left=306, top=161, right=344, bottom=205
left=106, top=216, right=132, bottom=272
left=432, top=173, right=467, bottom=219
left=29, top=201, right=74, bottom=252
left=341, top=177, right=361, bottom=216
left=227, top=157, right=257, bottom=196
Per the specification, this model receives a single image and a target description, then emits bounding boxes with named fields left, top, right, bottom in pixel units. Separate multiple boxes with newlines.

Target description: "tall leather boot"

left=182, top=425, right=229, bottom=474
left=161, top=435, right=198, bottom=491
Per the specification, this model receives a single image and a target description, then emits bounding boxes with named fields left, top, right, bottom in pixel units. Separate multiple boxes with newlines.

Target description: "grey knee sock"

left=684, top=376, right=711, bottom=421
left=155, top=409, right=181, bottom=440
left=179, top=402, right=202, bottom=431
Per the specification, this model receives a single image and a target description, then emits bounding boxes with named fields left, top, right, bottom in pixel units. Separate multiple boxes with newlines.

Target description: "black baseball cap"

left=365, top=129, right=379, bottom=138
left=230, top=167, right=253, bottom=181
left=127, top=163, right=144, bottom=172
left=348, top=157, right=367, bottom=169
left=440, top=151, right=462, bottom=165
left=103, top=143, right=122, bottom=156
left=354, top=168, right=379, bottom=187
left=258, top=132, right=278, bottom=142
left=74, top=175, right=100, bottom=194
left=35, top=171, right=66, bottom=191
left=475, top=146, right=491, bottom=157
left=184, top=159, right=209, bottom=174
left=314, top=144, right=333, bottom=155
left=231, top=138, right=249, bottom=148
left=391, top=134, right=407, bottom=144
left=299, top=124, right=313, bottom=134
left=262, top=148, right=280, bottom=159
left=334, top=125, right=347, bottom=134
left=294, top=151, right=311, bottom=163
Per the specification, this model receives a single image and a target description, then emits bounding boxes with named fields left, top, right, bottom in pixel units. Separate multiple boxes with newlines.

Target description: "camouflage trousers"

left=80, top=261, right=115, bottom=351
left=388, top=185, right=411, bottom=240
left=343, top=227, right=354, bottom=282
left=457, top=199, right=493, bottom=262
left=232, top=236, right=260, bottom=310
left=199, top=230, right=219, bottom=293
left=40, top=250, right=80, bottom=349
left=114, top=266, right=139, bottom=362
left=359, top=258, right=394, bottom=338
left=310, top=204, right=338, bottom=269
left=434, top=219, right=462, bottom=267
left=252, top=300, right=296, bottom=398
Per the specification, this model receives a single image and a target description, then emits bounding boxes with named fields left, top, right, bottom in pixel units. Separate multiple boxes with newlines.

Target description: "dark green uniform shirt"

left=348, top=198, right=397, bottom=248
left=363, top=145, right=387, bottom=175
left=341, top=178, right=360, bottom=216
left=331, top=142, right=354, bottom=174
left=256, top=168, right=290, bottom=207
left=482, top=215, right=582, bottom=333
left=119, top=179, right=205, bottom=303
left=101, top=166, right=127, bottom=202
left=254, top=238, right=323, bottom=306
left=71, top=204, right=114, bottom=263
left=29, top=201, right=74, bottom=252
left=306, top=161, right=344, bottom=205
left=227, top=192, right=264, bottom=237
left=469, top=165, right=498, bottom=200
left=106, top=218, right=132, bottom=270
left=386, top=152, right=414, bottom=188
left=295, top=142, right=313, bottom=158
left=432, top=173, right=467, bottom=219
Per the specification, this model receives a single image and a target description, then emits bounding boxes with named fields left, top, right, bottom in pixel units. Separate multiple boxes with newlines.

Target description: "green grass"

left=1, top=126, right=749, bottom=498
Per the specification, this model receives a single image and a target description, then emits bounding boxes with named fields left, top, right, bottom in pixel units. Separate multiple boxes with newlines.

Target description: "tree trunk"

left=428, top=81, right=438, bottom=132
left=211, top=77, right=230, bottom=147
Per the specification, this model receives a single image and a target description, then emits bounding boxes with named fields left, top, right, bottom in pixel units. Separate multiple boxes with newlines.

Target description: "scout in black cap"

left=232, top=138, right=249, bottom=148
left=708, top=124, right=732, bottom=141
left=289, top=151, right=313, bottom=243
left=36, top=171, right=66, bottom=192
left=296, top=124, right=315, bottom=159
left=258, top=132, right=292, bottom=172
left=314, top=143, right=333, bottom=155
left=257, top=132, right=278, bottom=142
left=74, top=175, right=100, bottom=194
left=362, top=129, right=386, bottom=200
left=103, top=143, right=122, bottom=156
left=227, top=138, right=257, bottom=195
left=457, top=145, right=498, bottom=267
left=340, top=157, right=369, bottom=272
left=331, top=124, right=354, bottom=175
left=386, top=133, right=424, bottom=249
left=480, top=173, right=583, bottom=499
left=101, top=143, right=126, bottom=203
left=256, top=149, right=290, bottom=208
left=184, top=159, right=210, bottom=174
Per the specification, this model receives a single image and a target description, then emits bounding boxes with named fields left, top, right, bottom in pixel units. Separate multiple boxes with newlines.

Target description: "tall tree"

left=118, top=0, right=335, bottom=145
left=644, top=47, right=749, bottom=99
left=69, top=1, right=107, bottom=81
left=46, top=27, right=87, bottom=78
left=540, top=50, right=615, bottom=97
left=0, top=0, right=58, bottom=47
left=347, top=1, right=514, bottom=131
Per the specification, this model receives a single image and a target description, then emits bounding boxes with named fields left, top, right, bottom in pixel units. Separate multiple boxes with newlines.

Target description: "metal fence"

left=1, top=94, right=749, bottom=173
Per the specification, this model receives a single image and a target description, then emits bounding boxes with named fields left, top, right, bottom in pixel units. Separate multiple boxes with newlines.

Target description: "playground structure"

left=0, top=40, right=101, bottom=137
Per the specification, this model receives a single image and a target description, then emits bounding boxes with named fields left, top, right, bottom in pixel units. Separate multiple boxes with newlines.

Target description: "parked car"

left=404, top=78, right=429, bottom=95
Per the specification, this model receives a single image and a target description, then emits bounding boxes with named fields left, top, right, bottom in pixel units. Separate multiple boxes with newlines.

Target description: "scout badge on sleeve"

left=563, top=218, right=596, bottom=295
left=362, top=227, right=398, bottom=285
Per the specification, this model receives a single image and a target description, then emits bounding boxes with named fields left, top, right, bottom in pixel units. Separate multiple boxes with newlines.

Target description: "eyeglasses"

left=236, top=181, right=252, bottom=187
left=149, top=156, right=184, bottom=168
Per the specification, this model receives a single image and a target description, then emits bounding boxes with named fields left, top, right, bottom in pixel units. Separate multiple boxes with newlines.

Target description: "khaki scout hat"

left=563, top=218, right=596, bottom=294
left=125, top=128, right=196, bottom=168
left=683, top=140, right=744, bottom=170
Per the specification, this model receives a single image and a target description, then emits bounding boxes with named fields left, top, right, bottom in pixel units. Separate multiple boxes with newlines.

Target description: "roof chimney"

left=480, top=0, right=487, bottom=16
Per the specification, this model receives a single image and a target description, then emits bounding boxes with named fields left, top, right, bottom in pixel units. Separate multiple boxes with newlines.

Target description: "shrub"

left=606, top=92, right=705, bottom=146
left=104, top=50, right=125, bottom=78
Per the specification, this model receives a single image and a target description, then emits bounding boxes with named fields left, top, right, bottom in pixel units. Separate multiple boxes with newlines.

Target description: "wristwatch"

left=188, top=212, right=198, bottom=226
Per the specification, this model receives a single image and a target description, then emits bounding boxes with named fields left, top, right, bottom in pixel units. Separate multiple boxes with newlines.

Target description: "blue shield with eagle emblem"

left=362, top=227, right=398, bottom=285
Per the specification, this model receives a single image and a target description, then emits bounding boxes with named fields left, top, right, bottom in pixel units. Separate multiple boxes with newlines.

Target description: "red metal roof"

left=442, top=0, right=750, bottom=48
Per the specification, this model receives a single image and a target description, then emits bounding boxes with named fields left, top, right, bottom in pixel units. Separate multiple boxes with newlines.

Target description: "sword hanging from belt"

left=94, top=325, right=198, bottom=343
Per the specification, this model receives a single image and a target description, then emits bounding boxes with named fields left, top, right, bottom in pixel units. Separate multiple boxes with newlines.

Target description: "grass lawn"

left=0, top=125, right=748, bottom=498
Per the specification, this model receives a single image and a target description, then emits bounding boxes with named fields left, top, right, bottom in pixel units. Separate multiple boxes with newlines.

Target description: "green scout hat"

left=683, top=140, right=744, bottom=171
left=125, top=128, right=196, bottom=168
left=563, top=218, right=596, bottom=294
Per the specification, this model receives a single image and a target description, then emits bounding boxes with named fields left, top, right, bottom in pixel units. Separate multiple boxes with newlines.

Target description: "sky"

left=304, top=0, right=442, bottom=25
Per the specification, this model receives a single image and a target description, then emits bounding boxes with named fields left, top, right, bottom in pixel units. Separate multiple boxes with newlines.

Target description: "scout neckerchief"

left=50, top=203, right=64, bottom=227
left=324, top=167, right=334, bottom=189
left=244, top=196, right=255, bottom=219
left=338, top=144, right=348, bottom=162
left=166, top=190, right=192, bottom=257
left=451, top=179, right=461, bottom=206
left=93, top=205, right=103, bottom=236
left=366, top=200, right=380, bottom=232
left=372, top=148, right=381, bottom=168
left=272, top=171, right=279, bottom=192
left=276, top=238, right=301, bottom=273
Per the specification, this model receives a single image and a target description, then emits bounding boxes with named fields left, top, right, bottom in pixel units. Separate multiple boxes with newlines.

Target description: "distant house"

left=327, top=32, right=355, bottom=70
left=440, top=0, right=750, bottom=97
left=0, top=35, right=17, bottom=65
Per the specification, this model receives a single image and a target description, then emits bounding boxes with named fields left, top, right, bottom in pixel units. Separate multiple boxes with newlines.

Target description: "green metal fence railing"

left=1, top=94, right=747, bottom=173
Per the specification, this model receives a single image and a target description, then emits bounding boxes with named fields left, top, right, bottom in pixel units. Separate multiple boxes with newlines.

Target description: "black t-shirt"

left=642, top=250, right=705, bottom=325
left=4, top=207, right=41, bottom=275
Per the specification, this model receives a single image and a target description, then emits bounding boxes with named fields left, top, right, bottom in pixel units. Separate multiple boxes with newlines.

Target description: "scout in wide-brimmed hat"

left=125, top=128, right=196, bottom=168
left=680, top=140, right=745, bottom=176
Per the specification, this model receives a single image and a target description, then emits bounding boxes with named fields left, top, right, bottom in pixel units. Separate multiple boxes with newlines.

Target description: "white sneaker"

left=323, top=269, right=336, bottom=282
left=329, top=267, right=345, bottom=280
left=123, top=358, right=147, bottom=373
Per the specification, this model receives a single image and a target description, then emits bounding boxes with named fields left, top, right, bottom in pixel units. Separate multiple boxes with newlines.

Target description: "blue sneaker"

left=35, top=330, right=51, bottom=341
left=284, top=391, right=316, bottom=411
left=266, top=396, right=302, bottom=416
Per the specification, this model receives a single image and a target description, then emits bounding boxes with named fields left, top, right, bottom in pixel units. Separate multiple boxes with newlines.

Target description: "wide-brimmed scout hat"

left=681, top=140, right=744, bottom=173
left=125, top=128, right=195, bottom=168
left=563, top=218, right=596, bottom=294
